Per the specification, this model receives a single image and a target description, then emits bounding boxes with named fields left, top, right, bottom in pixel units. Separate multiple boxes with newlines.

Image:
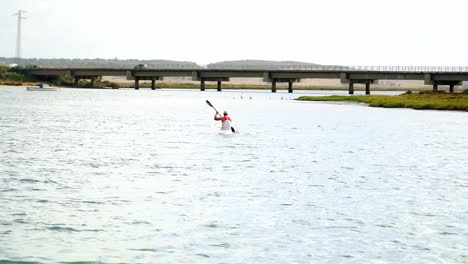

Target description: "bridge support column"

left=449, top=84, right=455, bottom=93
left=272, top=79, right=277, bottom=93
left=134, top=77, right=140, bottom=90
left=74, top=78, right=79, bottom=87
left=365, top=82, right=371, bottom=95
left=217, top=81, right=222, bottom=92
left=433, top=83, right=438, bottom=92
left=200, top=79, right=205, bottom=91
left=151, top=78, right=156, bottom=90
left=90, top=78, right=96, bottom=88
left=288, top=81, right=293, bottom=93
left=348, top=82, right=354, bottom=95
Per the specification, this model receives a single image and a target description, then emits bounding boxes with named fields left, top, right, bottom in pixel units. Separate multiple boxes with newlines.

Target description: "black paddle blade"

left=206, top=100, right=213, bottom=108
left=231, top=127, right=236, bottom=133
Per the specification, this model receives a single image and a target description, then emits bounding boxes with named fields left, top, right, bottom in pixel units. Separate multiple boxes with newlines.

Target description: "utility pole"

left=13, top=10, right=26, bottom=65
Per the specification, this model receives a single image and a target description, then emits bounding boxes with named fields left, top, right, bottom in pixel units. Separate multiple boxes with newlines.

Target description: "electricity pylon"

left=13, top=10, right=27, bottom=65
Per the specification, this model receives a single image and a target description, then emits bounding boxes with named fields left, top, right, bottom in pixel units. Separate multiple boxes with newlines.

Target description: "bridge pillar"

left=365, top=82, right=371, bottom=95
left=73, top=78, right=79, bottom=87
left=449, top=84, right=455, bottom=93
left=348, top=82, right=354, bottom=95
left=217, top=81, right=222, bottom=92
left=90, top=78, right=96, bottom=88
left=151, top=78, right=156, bottom=90
left=134, top=77, right=140, bottom=90
left=200, top=79, right=205, bottom=91
left=272, top=79, right=277, bottom=93
left=288, top=81, right=293, bottom=93
left=433, top=83, right=438, bottom=92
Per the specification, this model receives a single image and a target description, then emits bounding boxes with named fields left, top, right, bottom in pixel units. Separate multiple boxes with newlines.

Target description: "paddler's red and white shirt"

left=221, top=116, right=232, bottom=130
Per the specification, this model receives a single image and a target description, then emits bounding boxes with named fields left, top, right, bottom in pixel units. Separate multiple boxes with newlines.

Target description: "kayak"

left=218, top=129, right=234, bottom=136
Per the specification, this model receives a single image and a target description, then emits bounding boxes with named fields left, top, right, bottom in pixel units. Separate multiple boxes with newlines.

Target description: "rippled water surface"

left=1, top=87, right=467, bottom=263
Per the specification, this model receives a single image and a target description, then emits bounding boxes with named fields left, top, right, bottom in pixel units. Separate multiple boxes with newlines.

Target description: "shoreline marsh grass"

left=297, top=91, right=468, bottom=111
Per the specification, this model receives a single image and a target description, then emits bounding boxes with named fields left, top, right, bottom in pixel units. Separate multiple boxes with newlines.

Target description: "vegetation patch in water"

left=297, top=91, right=468, bottom=111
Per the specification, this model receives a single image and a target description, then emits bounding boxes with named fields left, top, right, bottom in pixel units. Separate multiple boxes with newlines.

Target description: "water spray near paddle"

left=206, top=100, right=236, bottom=133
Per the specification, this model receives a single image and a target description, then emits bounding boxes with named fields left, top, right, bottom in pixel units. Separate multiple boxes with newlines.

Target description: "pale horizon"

left=2, top=0, right=468, bottom=66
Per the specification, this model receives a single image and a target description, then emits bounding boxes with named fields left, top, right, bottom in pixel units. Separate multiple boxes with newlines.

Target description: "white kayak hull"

left=219, top=129, right=234, bottom=135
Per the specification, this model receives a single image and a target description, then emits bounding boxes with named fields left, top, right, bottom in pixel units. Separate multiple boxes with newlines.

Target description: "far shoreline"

left=0, top=82, right=448, bottom=92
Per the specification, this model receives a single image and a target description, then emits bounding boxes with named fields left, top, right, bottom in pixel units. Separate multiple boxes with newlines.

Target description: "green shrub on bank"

left=0, top=66, right=38, bottom=83
left=77, top=80, right=92, bottom=88
left=0, top=65, right=8, bottom=78
left=4, top=72, right=25, bottom=81
left=75, top=80, right=119, bottom=89
left=53, top=75, right=73, bottom=86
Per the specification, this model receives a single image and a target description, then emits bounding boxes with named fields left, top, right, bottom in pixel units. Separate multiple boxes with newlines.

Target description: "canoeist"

left=214, top=111, right=232, bottom=131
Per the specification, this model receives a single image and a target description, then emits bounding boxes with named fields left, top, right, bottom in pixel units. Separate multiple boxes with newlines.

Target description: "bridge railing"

left=203, top=64, right=468, bottom=72
left=346, top=66, right=468, bottom=72
left=139, top=64, right=204, bottom=69
left=21, top=63, right=468, bottom=72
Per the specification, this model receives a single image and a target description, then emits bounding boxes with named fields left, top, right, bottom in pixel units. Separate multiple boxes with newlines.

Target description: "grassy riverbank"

left=297, top=92, right=468, bottom=111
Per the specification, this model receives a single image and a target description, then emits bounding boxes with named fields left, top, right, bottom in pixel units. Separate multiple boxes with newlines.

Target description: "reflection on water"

left=0, top=87, right=467, bottom=263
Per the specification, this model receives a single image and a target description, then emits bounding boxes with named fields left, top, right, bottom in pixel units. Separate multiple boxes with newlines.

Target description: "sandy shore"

left=102, top=76, right=444, bottom=90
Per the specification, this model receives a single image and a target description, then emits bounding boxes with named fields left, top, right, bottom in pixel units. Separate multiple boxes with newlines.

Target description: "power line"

left=13, top=10, right=27, bottom=65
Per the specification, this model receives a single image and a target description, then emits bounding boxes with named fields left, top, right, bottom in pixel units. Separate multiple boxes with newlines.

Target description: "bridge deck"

left=20, top=67, right=468, bottom=94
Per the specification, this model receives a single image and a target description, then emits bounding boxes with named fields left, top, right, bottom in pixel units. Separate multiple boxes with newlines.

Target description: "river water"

left=0, top=87, right=467, bottom=263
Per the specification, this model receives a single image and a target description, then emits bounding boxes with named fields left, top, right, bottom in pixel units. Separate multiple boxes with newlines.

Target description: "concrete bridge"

left=19, top=66, right=468, bottom=94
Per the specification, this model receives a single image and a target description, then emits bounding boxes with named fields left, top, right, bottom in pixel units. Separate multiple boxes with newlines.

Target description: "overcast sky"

left=2, top=0, right=468, bottom=66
